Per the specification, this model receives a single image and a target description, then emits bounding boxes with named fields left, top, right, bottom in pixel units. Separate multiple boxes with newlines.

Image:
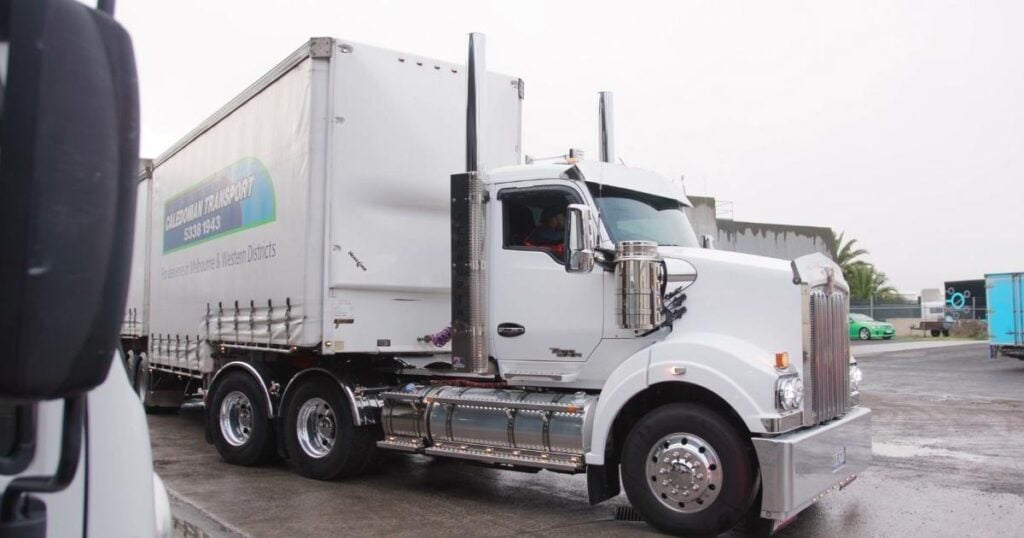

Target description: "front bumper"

left=751, top=406, right=872, bottom=521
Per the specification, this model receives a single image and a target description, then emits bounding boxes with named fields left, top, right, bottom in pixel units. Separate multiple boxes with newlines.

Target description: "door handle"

left=497, top=323, right=525, bottom=337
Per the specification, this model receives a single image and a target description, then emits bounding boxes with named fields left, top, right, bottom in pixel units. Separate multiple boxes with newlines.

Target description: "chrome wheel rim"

left=860, top=328, right=870, bottom=340
left=645, top=433, right=723, bottom=513
left=219, top=391, right=254, bottom=447
left=296, top=397, right=336, bottom=459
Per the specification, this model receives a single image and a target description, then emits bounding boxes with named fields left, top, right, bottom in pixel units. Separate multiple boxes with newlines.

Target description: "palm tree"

left=830, top=231, right=869, bottom=282
left=846, top=262, right=899, bottom=300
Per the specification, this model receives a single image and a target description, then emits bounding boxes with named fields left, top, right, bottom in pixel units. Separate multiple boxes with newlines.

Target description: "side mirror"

left=0, top=0, right=140, bottom=399
left=565, top=204, right=597, bottom=273
left=700, top=234, right=716, bottom=249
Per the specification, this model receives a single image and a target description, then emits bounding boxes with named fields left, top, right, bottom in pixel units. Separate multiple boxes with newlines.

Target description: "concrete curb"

left=166, top=486, right=249, bottom=538
left=851, top=340, right=986, bottom=356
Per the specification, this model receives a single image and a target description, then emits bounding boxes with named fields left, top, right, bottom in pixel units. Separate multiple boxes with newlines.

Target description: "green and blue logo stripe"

left=163, top=157, right=276, bottom=254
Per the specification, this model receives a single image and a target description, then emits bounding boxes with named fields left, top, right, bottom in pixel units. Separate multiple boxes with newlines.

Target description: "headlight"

left=849, top=360, right=863, bottom=394
left=776, top=375, right=803, bottom=411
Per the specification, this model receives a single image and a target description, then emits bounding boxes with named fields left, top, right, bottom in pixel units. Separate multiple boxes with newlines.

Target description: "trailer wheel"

left=208, top=371, right=277, bottom=466
left=941, top=329, right=950, bottom=337
left=622, top=403, right=756, bottom=537
left=123, top=348, right=137, bottom=378
left=133, top=354, right=177, bottom=414
left=282, top=376, right=378, bottom=480
left=930, top=329, right=940, bottom=337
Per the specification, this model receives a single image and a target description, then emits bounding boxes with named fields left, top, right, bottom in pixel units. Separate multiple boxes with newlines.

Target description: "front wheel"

left=858, top=327, right=871, bottom=340
left=622, top=403, right=757, bottom=536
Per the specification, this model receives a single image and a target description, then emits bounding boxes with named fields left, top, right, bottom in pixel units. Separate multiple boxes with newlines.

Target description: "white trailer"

left=123, top=35, right=871, bottom=536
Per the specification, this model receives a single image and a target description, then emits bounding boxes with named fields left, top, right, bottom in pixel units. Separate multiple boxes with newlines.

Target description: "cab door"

left=488, top=181, right=604, bottom=363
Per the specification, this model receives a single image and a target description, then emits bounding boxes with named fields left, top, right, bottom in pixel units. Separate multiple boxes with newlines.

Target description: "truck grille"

left=805, top=288, right=850, bottom=424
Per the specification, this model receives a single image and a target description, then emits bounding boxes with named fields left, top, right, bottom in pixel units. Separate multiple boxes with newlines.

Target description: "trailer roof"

left=145, top=36, right=521, bottom=179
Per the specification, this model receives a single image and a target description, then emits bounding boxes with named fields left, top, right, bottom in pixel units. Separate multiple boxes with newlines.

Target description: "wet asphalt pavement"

left=151, top=341, right=1024, bottom=537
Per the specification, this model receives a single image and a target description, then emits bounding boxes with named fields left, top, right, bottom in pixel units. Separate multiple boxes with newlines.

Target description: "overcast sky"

left=118, top=0, right=1023, bottom=293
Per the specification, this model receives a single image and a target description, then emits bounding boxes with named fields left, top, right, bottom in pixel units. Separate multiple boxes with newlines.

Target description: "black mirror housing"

left=0, top=0, right=139, bottom=399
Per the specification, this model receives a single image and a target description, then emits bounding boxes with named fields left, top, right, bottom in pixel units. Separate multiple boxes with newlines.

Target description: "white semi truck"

left=122, top=35, right=871, bottom=536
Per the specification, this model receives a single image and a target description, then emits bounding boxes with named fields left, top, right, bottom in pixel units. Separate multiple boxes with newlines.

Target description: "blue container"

left=986, top=272, right=1024, bottom=357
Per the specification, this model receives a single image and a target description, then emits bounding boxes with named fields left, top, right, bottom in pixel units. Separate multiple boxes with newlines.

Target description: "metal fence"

left=850, top=298, right=987, bottom=321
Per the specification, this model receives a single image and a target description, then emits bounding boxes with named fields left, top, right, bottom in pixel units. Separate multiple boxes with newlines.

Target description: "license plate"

left=832, top=446, right=847, bottom=470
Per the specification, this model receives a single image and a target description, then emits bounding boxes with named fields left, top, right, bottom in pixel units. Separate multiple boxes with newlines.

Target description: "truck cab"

left=486, top=161, right=685, bottom=383
left=390, top=155, right=872, bottom=533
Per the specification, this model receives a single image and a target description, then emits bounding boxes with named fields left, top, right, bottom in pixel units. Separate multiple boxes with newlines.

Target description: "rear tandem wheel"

left=282, top=375, right=379, bottom=480
left=207, top=370, right=277, bottom=466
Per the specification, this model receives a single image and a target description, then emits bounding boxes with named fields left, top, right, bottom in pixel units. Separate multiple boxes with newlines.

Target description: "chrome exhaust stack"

left=450, top=33, right=490, bottom=374
left=598, top=91, right=615, bottom=164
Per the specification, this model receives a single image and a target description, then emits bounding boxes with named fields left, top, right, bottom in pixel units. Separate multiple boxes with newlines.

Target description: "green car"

left=849, top=313, right=895, bottom=340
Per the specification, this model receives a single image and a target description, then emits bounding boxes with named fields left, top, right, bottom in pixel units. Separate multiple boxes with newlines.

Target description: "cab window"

left=500, top=186, right=581, bottom=263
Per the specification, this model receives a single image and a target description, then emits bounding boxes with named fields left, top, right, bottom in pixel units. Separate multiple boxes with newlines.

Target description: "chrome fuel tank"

left=379, top=386, right=598, bottom=471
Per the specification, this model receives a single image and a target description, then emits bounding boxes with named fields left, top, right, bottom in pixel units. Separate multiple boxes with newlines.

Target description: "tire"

left=208, top=371, right=277, bottom=466
left=282, top=376, right=379, bottom=480
left=930, top=329, right=940, bottom=337
left=622, top=403, right=757, bottom=536
left=132, top=354, right=150, bottom=406
left=941, top=329, right=950, bottom=337
left=123, top=348, right=136, bottom=378
left=725, top=487, right=773, bottom=538
left=858, top=328, right=871, bottom=341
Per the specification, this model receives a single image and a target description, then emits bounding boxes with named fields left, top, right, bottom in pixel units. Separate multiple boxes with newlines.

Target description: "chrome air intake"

left=378, top=386, right=598, bottom=471
left=615, top=241, right=665, bottom=331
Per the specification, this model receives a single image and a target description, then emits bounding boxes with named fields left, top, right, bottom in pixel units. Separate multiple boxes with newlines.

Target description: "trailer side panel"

left=148, top=57, right=322, bottom=371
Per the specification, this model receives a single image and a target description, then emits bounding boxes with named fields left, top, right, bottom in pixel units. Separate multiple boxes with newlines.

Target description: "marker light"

left=775, top=352, right=790, bottom=370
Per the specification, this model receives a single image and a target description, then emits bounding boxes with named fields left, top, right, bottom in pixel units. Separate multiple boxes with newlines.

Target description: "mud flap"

left=586, top=464, right=621, bottom=505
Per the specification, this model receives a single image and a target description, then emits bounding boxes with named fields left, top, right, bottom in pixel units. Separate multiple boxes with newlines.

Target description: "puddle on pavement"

left=873, top=441, right=987, bottom=463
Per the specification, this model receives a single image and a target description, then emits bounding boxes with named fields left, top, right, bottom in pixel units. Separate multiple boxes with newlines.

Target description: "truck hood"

left=659, top=247, right=846, bottom=295
left=654, top=247, right=813, bottom=373
left=659, top=246, right=794, bottom=285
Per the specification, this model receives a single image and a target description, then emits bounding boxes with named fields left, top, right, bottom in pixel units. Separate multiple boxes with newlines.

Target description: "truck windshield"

left=588, top=183, right=699, bottom=247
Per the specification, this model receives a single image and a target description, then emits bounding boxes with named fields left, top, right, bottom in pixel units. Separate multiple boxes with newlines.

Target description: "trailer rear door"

left=987, top=273, right=1023, bottom=346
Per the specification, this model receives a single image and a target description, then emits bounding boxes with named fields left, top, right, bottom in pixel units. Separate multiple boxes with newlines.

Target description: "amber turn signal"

left=775, top=352, right=790, bottom=369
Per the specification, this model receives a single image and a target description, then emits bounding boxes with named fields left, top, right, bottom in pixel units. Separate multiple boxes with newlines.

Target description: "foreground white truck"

left=122, top=35, right=870, bottom=536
